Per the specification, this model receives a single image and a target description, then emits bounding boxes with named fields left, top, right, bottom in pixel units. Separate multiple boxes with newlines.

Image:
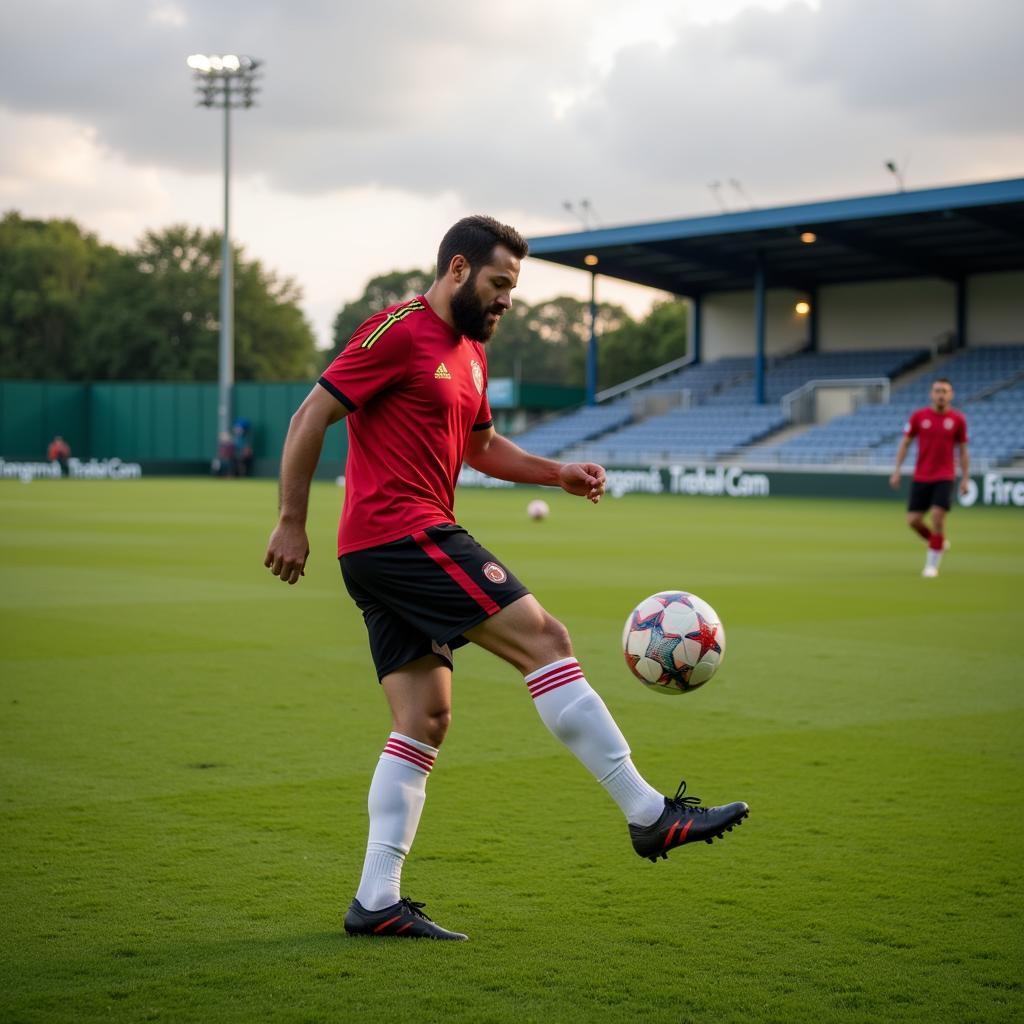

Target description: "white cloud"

left=1, top=0, right=1021, bottom=346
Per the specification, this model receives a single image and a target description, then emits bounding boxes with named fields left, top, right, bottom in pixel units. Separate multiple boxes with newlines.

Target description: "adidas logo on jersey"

left=434, top=363, right=452, bottom=380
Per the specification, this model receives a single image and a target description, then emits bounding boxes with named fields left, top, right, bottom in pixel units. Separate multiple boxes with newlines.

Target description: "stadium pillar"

left=218, top=91, right=234, bottom=440
left=691, top=294, right=702, bottom=364
left=754, top=255, right=766, bottom=405
left=586, top=271, right=599, bottom=405
left=955, top=277, right=968, bottom=349
left=808, top=288, right=818, bottom=352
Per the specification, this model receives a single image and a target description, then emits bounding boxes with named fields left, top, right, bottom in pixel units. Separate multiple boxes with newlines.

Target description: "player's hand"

left=889, top=471, right=900, bottom=489
left=558, top=462, right=606, bottom=504
left=264, top=520, right=309, bottom=585
left=959, top=477, right=970, bottom=497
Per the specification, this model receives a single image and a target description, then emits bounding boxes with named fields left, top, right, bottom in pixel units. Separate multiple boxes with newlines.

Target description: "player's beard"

left=451, top=277, right=503, bottom=341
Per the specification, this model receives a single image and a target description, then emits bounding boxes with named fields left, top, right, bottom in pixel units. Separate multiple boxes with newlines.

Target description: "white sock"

left=524, top=658, right=664, bottom=826
left=354, top=733, right=437, bottom=911
left=926, top=549, right=942, bottom=570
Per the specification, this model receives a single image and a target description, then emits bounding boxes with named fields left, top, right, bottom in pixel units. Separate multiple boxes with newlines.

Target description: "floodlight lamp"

left=795, top=301, right=811, bottom=316
left=584, top=254, right=599, bottom=267
left=800, top=231, right=817, bottom=244
left=209, top=55, right=224, bottom=71
left=187, top=54, right=211, bottom=71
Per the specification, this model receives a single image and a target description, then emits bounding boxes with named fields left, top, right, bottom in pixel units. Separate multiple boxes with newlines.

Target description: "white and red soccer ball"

left=622, top=591, right=726, bottom=695
left=527, top=499, right=550, bottom=521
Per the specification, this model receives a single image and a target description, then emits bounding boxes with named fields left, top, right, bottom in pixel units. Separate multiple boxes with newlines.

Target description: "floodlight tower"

left=186, top=53, right=262, bottom=441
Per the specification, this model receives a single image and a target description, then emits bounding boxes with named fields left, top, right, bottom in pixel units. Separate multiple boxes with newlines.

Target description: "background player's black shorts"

left=908, top=479, right=954, bottom=512
left=339, top=523, right=529, bottom=679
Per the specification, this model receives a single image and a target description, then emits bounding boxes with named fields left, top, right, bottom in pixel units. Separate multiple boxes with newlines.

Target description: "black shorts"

left=908, top=479, right=954, bottom=512
left=339, top=523, right=529, bottom=679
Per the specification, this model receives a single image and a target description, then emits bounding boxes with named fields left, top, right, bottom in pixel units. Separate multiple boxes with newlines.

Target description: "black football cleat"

left=629, top=780, right=749, bottom=862
left=344, top=897, right=468, bottom=940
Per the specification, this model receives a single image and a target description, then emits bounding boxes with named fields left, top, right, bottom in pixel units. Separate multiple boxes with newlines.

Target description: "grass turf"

left=1, top=478, right=1021, bottom=1024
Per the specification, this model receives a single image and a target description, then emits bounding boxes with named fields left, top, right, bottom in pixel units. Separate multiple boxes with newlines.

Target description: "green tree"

left=486, top=297, right=630, bottom=387
left=0, top=212, right=119, bottom=379
left=103, top=225, right=317, bottom=381
left=0, top=214, right=317, bottom=381
left=597, top=298, right=688, bottom=389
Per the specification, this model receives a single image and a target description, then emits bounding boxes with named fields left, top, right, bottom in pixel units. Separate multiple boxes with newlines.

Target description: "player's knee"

left=906, top=513, right=923, bottom=529
left=541, top=614, right=573, bottom=660
left=423, top=707, right=451, bottom=748
left=393, top=706, right=451, bottom=749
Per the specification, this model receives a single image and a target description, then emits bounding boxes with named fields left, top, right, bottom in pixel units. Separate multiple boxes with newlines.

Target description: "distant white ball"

left=622, top=590, right=726, bottom=695
left=527, top=499, right=550, bottom=521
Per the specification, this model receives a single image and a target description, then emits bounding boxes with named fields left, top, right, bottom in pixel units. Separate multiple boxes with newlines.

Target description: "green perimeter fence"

left=0, top=380, right=344, bottom=477
left=0, top=379, right=586, bottom=478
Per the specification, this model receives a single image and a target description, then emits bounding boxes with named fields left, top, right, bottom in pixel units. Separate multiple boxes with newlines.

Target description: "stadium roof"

left=527, top=177, right=1024, bottom=297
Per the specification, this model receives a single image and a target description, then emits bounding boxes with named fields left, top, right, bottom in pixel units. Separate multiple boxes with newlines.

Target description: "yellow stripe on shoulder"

left=360, top=299, right=426, bottom=350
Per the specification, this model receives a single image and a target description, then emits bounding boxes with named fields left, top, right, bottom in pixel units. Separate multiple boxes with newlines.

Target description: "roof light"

left=800, top=231, right=817, bottom=244
left=795, top=301, right=811, bottom=315
left=583, top=254, right=599, bottom=267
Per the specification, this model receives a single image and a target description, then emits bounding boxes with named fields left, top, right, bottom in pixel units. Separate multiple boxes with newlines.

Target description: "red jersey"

left=318, top=296, right=492, bottom=555
left=904, top=406, right=968, bottom=482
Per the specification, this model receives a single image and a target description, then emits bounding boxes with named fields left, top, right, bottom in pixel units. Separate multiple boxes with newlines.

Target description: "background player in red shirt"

left=264, top=216, right=748, bottom=940
left=889, top=377, right=970, bottom=577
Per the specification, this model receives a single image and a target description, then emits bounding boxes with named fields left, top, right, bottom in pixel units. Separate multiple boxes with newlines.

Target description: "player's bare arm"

left=465, top=427, right=606, bottom=503
left=959, top=441, right=971, bottom=496
left=890, top=435, right=911, bottom=488
left=265, top=385, right=349, bottom=584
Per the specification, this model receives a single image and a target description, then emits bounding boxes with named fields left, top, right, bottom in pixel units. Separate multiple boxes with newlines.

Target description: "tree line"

left=0, top=212, right=317, bottom=381
left=1, top=212, right=687, bottom=388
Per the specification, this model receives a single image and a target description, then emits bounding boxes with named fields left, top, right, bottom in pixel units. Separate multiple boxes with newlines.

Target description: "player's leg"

left=923, top=497, right=950, bottom=577
left=360, top=654, right=451, bottom=913
left=907, top=510, right=932, bottom=543
left=345, top=653, right=467, bottom=940
left=906, top=481, right=932, bottom=543
left=465, top=595, right=748, bottom=858
left=340, top=553, right=466, bottom=938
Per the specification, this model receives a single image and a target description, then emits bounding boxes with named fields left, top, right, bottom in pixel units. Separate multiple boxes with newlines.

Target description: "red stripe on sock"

left=383, top=747, right=433, bottom=772
left=526, top=661, right=585, bottom=699
left=412, top=530, right=501, bottom=616
left=529, top=667, right=584, bottom=690
left=383, top=740, right=435, bottom=772
left=530, top=672, right=585, bottom=699
left=929, top=533, right=945, bottom=551
left=526, top=661, right=581, bottom=690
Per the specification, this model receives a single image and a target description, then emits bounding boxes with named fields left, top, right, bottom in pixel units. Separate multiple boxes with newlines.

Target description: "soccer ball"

left=622, top=591, right=726, bottom=695
left=527, top=499, right=549, bottom=520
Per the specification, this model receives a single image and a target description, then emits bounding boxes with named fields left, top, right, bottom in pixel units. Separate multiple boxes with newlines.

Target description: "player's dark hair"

left=435, top=215, right=528, bottom=280
left=933, top=377, right=953, bottom=387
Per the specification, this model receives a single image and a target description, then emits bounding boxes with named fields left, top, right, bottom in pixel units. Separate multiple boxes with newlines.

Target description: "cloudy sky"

left=1, top=0, right=1022, bottom=346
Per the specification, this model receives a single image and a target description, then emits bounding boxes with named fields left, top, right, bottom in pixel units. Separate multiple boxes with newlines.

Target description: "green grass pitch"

left=1, top=478, right=1022, bottom=1024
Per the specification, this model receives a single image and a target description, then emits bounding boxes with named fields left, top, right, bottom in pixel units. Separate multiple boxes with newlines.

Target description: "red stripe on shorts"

left=412, top=530, right=501, bottom=616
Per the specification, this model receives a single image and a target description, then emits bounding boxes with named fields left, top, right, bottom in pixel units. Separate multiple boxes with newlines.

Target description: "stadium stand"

left=509, top=356, right=753, bottom=457
left=563, top=404, right=786, bottom=463
left=507, top=403, right=634, bottom=459
left=513, top=344, right=1023, bottom=470
left=758, top=344, right=1024, bottom=469
left=701, top=348, right=927, bottom=405
left=518, top=347, right=928, bottom=463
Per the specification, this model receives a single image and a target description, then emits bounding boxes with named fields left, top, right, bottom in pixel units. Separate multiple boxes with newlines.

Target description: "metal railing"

left=782, top=377, right=890, bottom=425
